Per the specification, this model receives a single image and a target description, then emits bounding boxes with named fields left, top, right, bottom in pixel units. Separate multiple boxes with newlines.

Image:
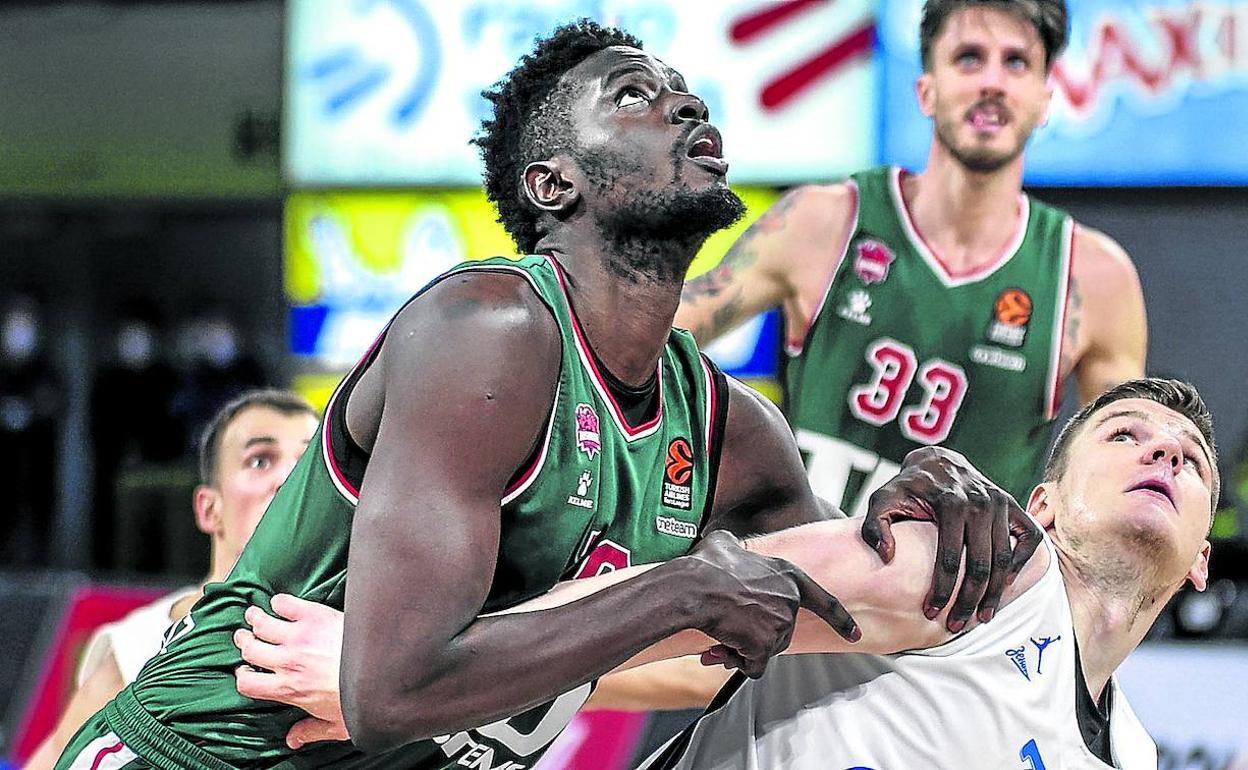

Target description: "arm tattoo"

left=680, top=190, right=803, bottom=340
left=1059, top=275, right=1083, bottom=379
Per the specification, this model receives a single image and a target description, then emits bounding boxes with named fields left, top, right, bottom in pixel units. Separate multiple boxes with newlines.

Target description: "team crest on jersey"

left=853, top=240, right=895, bottom=285
left=986, top=287, right=1032, bottom=348
left=662, top=437, right=694, bottom=510
left=574, top=403, right=602, bottom=459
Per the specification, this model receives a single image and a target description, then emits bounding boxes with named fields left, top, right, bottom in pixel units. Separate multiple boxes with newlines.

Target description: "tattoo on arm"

left=680, top=190, right=803, bottom=341
left=1059, top=275, right=1083, bottom=380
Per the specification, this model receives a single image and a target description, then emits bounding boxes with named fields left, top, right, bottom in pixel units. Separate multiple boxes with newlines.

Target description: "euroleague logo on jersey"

left=662, top=437, right=694, bottom=510
left=987, top=288, right=1033, bottom=347
left=853, top=240, right=895, bottom=285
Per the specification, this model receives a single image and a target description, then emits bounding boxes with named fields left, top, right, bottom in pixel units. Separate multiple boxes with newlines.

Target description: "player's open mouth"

left=967, top=102, right=1009, bottom=133
left=1127, top=474, right=1176, bottom=509
left=686, top=125, right=728, bottom=175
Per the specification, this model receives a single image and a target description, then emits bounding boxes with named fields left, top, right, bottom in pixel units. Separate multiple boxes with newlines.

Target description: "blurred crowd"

left=0, top=289, right=266, bottom=574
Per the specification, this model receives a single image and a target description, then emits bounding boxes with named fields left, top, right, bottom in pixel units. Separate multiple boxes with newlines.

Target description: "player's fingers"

left=861, top=490, right=898, bottom=563
left=287, top=716, right=350, bottom=749
left=977, top=504, right=1014, bottom=623
left=235, top=665, right=282, bottom=701
left=791, top=568, right=860, bottom=642
left=233, top=628, right=286, bottom=671
left=1008, top=506, right=1044, bottom=581
left=244, top=604, right=294, bottom=644
left=270, top=593, right=320, bottom=621
left=924, top=514, right=964, bottom=620
left=947, top=511, right=993, bottom=633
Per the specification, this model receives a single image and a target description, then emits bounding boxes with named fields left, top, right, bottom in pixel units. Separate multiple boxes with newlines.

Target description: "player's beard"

left=932, top=108, right=1027, bottom=174
left=575, top=145, right=745, bottom=284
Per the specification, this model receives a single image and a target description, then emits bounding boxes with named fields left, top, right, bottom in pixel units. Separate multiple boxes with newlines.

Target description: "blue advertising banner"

left=879, top=0, right=1248, bottom=184
left=286, top=0, right=875, bottom=187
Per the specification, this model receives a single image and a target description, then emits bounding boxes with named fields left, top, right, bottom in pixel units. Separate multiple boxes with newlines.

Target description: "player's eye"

left=1005, top=54, right=1029, bottom=72
left=956, top=51, right=982, bottom=68
left=1109, top=427, right=1135, bottom=443
left=246, top=454, right=274, bottom=470
left=617, top=87, right=649, bottom=108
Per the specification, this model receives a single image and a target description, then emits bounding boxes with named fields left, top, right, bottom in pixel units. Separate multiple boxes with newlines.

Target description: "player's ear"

left=916, top=72, right=936, bottom=118
left=523, top=158, right=580, bottom=215
left=193, top=485, right=222, bottom=536
left=1039, top=70, right=1055, bottom=127
left=1185, top=540, right=1211, bottom=591
left=1026, top=483, right=1054, bottom=529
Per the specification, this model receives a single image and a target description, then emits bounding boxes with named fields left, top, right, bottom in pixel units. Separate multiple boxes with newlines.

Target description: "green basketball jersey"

left=784, top=166, right=1073, bottom=514
left=114, top=255, right=727, bottom=770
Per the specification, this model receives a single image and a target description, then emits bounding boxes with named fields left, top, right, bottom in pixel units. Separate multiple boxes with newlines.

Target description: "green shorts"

left=55, top=688, right=236, bottom=770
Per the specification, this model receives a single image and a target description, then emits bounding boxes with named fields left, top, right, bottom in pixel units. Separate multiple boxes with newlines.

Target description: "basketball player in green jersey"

left=675, top=0, right=1146, bottom=636
left=55, top=21, right=1038, bottom=770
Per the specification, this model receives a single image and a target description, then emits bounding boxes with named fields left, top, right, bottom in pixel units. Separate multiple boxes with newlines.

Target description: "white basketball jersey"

left=642, top=539, right=1157, bottom=770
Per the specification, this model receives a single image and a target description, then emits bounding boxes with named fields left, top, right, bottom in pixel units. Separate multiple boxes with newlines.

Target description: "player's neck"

left=906, top=150, right=1026, bottom=274
left=1055, top=542, right=1171, bottom=703
left=539, top=235, right=689, bottom=387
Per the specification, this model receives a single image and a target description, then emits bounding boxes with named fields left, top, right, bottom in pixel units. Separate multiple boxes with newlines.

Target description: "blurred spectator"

left=171, top=303, right=266, bottom=452
left=23, top=389, right=319, bottom=769
left=89, top=300, right=183, bottom=569
left=0, top=292, right=63, bottom=568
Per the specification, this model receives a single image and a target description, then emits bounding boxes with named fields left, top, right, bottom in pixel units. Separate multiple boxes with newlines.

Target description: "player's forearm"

left=341, top=557, right=709, bottom=751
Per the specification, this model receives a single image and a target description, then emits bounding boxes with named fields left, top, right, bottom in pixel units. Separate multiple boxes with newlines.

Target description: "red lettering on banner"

left=1053, top=3, right=1248, bottom=117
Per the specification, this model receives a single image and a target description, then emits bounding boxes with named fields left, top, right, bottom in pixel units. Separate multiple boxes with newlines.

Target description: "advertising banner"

left=286, top=0, right=874, bottom=187
left=878, top=0, right=1248, bottom=184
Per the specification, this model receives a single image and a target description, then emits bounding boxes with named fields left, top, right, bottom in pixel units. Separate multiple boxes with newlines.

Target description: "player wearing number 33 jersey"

left=785, top=166, right=1072, bottom=515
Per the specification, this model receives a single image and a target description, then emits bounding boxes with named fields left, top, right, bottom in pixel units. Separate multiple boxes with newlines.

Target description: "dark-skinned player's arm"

left=331, top=273, right=856, bottom=753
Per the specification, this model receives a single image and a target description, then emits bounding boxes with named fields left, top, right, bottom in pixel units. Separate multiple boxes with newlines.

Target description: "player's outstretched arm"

left=331, top=274, right=861, bottom=752
left=510, top=516, right=1050, bottom=666
left=676, top=184, right=854, bottom=344
left=711, top=378, right=1044, bottom=630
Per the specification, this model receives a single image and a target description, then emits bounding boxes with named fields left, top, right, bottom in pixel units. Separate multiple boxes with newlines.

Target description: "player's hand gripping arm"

left=709, top=379, right=1042, bottom=630
left=263, top=274, right=858, bottom=753
left=675, top=184, right=854, bottom=345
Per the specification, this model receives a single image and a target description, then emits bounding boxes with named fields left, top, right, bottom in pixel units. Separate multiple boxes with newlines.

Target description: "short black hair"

left=198, top=389, right=319, bottom=487
left=474, top=19, right=643, bottom=254
left=919, top=0, right=1068, bottom=72
left=1044, top=378, right=1219, bottom=511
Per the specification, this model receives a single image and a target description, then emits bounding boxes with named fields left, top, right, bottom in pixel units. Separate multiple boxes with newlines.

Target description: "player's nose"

left=670, top=93, right=709, bottom=124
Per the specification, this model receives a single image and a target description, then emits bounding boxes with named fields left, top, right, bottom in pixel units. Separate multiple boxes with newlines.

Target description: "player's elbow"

left=343, top=692, right=434, bottom=753
left=342, top=669, right=440, bottom=752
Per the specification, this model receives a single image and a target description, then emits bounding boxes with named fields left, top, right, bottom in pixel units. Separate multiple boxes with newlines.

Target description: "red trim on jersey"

left=891, top=167, right=1029, bottom=286
left=90, top=741, right=127, bottom=770
left=701, top=356, right=717, bottom=455
left=1047, top=221, right=1077, bottom=419
left=320, top=329, right=391, bottom=503
left=543, top=255, right=664, bottom=439
left=786, top=180, right=860, bottom=356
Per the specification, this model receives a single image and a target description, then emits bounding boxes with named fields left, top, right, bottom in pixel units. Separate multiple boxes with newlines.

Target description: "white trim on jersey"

left=502, top=382, right=561, bottom=506
left=1045, top=217, right=1077, bottom=420
left=889, top=166, right=1032, bottom=288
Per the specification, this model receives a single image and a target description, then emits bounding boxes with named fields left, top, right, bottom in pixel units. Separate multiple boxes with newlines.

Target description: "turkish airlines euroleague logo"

left=663, top=438, right=694, bottom=510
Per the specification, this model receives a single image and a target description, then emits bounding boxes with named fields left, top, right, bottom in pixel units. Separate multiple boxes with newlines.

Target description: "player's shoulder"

left=780, top=181, right=858, bottom=222
left=1071, top=223, right=1139, bottom=285
left=392, top=266, right=559, bottom=344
